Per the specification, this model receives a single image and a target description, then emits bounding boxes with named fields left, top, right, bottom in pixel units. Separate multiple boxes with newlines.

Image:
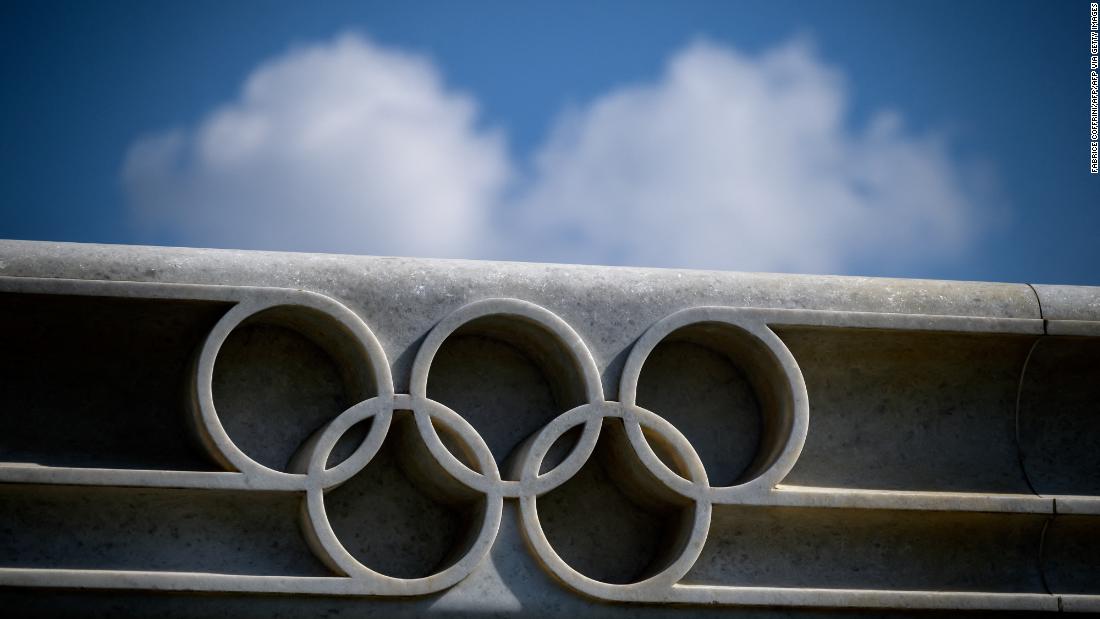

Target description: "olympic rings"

left=189, top=294, right=810, bottom=596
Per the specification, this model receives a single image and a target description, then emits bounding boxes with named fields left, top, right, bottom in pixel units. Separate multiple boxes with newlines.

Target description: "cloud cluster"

left=123, top=34, right=509, bottom=259
left=123, top=33, right=983, bottom=274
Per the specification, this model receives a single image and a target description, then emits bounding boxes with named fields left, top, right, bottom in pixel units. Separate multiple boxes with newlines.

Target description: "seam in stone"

left=1025, top=282, right=1047, bottom=334
left=1037, top=514, right=1054, bottom=597
left=1017, top=282, right=1053, bottom=604
left=1014, top=337, right=1043, bottom=498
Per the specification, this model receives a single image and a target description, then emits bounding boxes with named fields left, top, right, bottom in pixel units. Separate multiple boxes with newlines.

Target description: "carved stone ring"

left=187, top=293, right=810, bottom=598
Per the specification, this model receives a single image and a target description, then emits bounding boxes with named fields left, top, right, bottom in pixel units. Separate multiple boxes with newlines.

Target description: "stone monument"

left=0, top=239, right=1097, bottom=616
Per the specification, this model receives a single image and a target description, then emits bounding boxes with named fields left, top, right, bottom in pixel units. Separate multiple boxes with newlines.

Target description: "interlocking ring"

left=189, top=293, right=810, bottom=597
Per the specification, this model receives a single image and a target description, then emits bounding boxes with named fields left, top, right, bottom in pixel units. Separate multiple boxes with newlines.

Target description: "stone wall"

left=0, top=240, right=1097, bottom=617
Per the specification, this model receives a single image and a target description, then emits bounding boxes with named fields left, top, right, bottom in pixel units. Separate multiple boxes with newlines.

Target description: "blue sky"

left=2, top=1, right=1097, bottom=284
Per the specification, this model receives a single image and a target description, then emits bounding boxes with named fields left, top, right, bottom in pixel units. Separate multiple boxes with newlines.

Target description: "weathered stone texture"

left=0, top=240, right=1097, bottom=617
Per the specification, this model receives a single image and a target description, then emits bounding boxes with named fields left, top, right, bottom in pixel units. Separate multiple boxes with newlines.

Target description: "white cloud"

left=123, top=33, right=985, bottom=274
left=123, top=34, right=510, bottom=259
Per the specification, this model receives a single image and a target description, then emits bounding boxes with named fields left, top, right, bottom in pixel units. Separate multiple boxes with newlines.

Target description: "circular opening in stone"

left=211, top=305, right=378, bottom=472
left=425, top=315, right=590, bottom=480
left=537, top=419, right=698, bottom=585
left=635, top=321, right=793, bottom=487
left=324, top=412, right=488, bottom=579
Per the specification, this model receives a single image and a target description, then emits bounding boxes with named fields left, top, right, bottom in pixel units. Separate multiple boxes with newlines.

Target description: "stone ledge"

left=0, top=240, right=1096, bottom=617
